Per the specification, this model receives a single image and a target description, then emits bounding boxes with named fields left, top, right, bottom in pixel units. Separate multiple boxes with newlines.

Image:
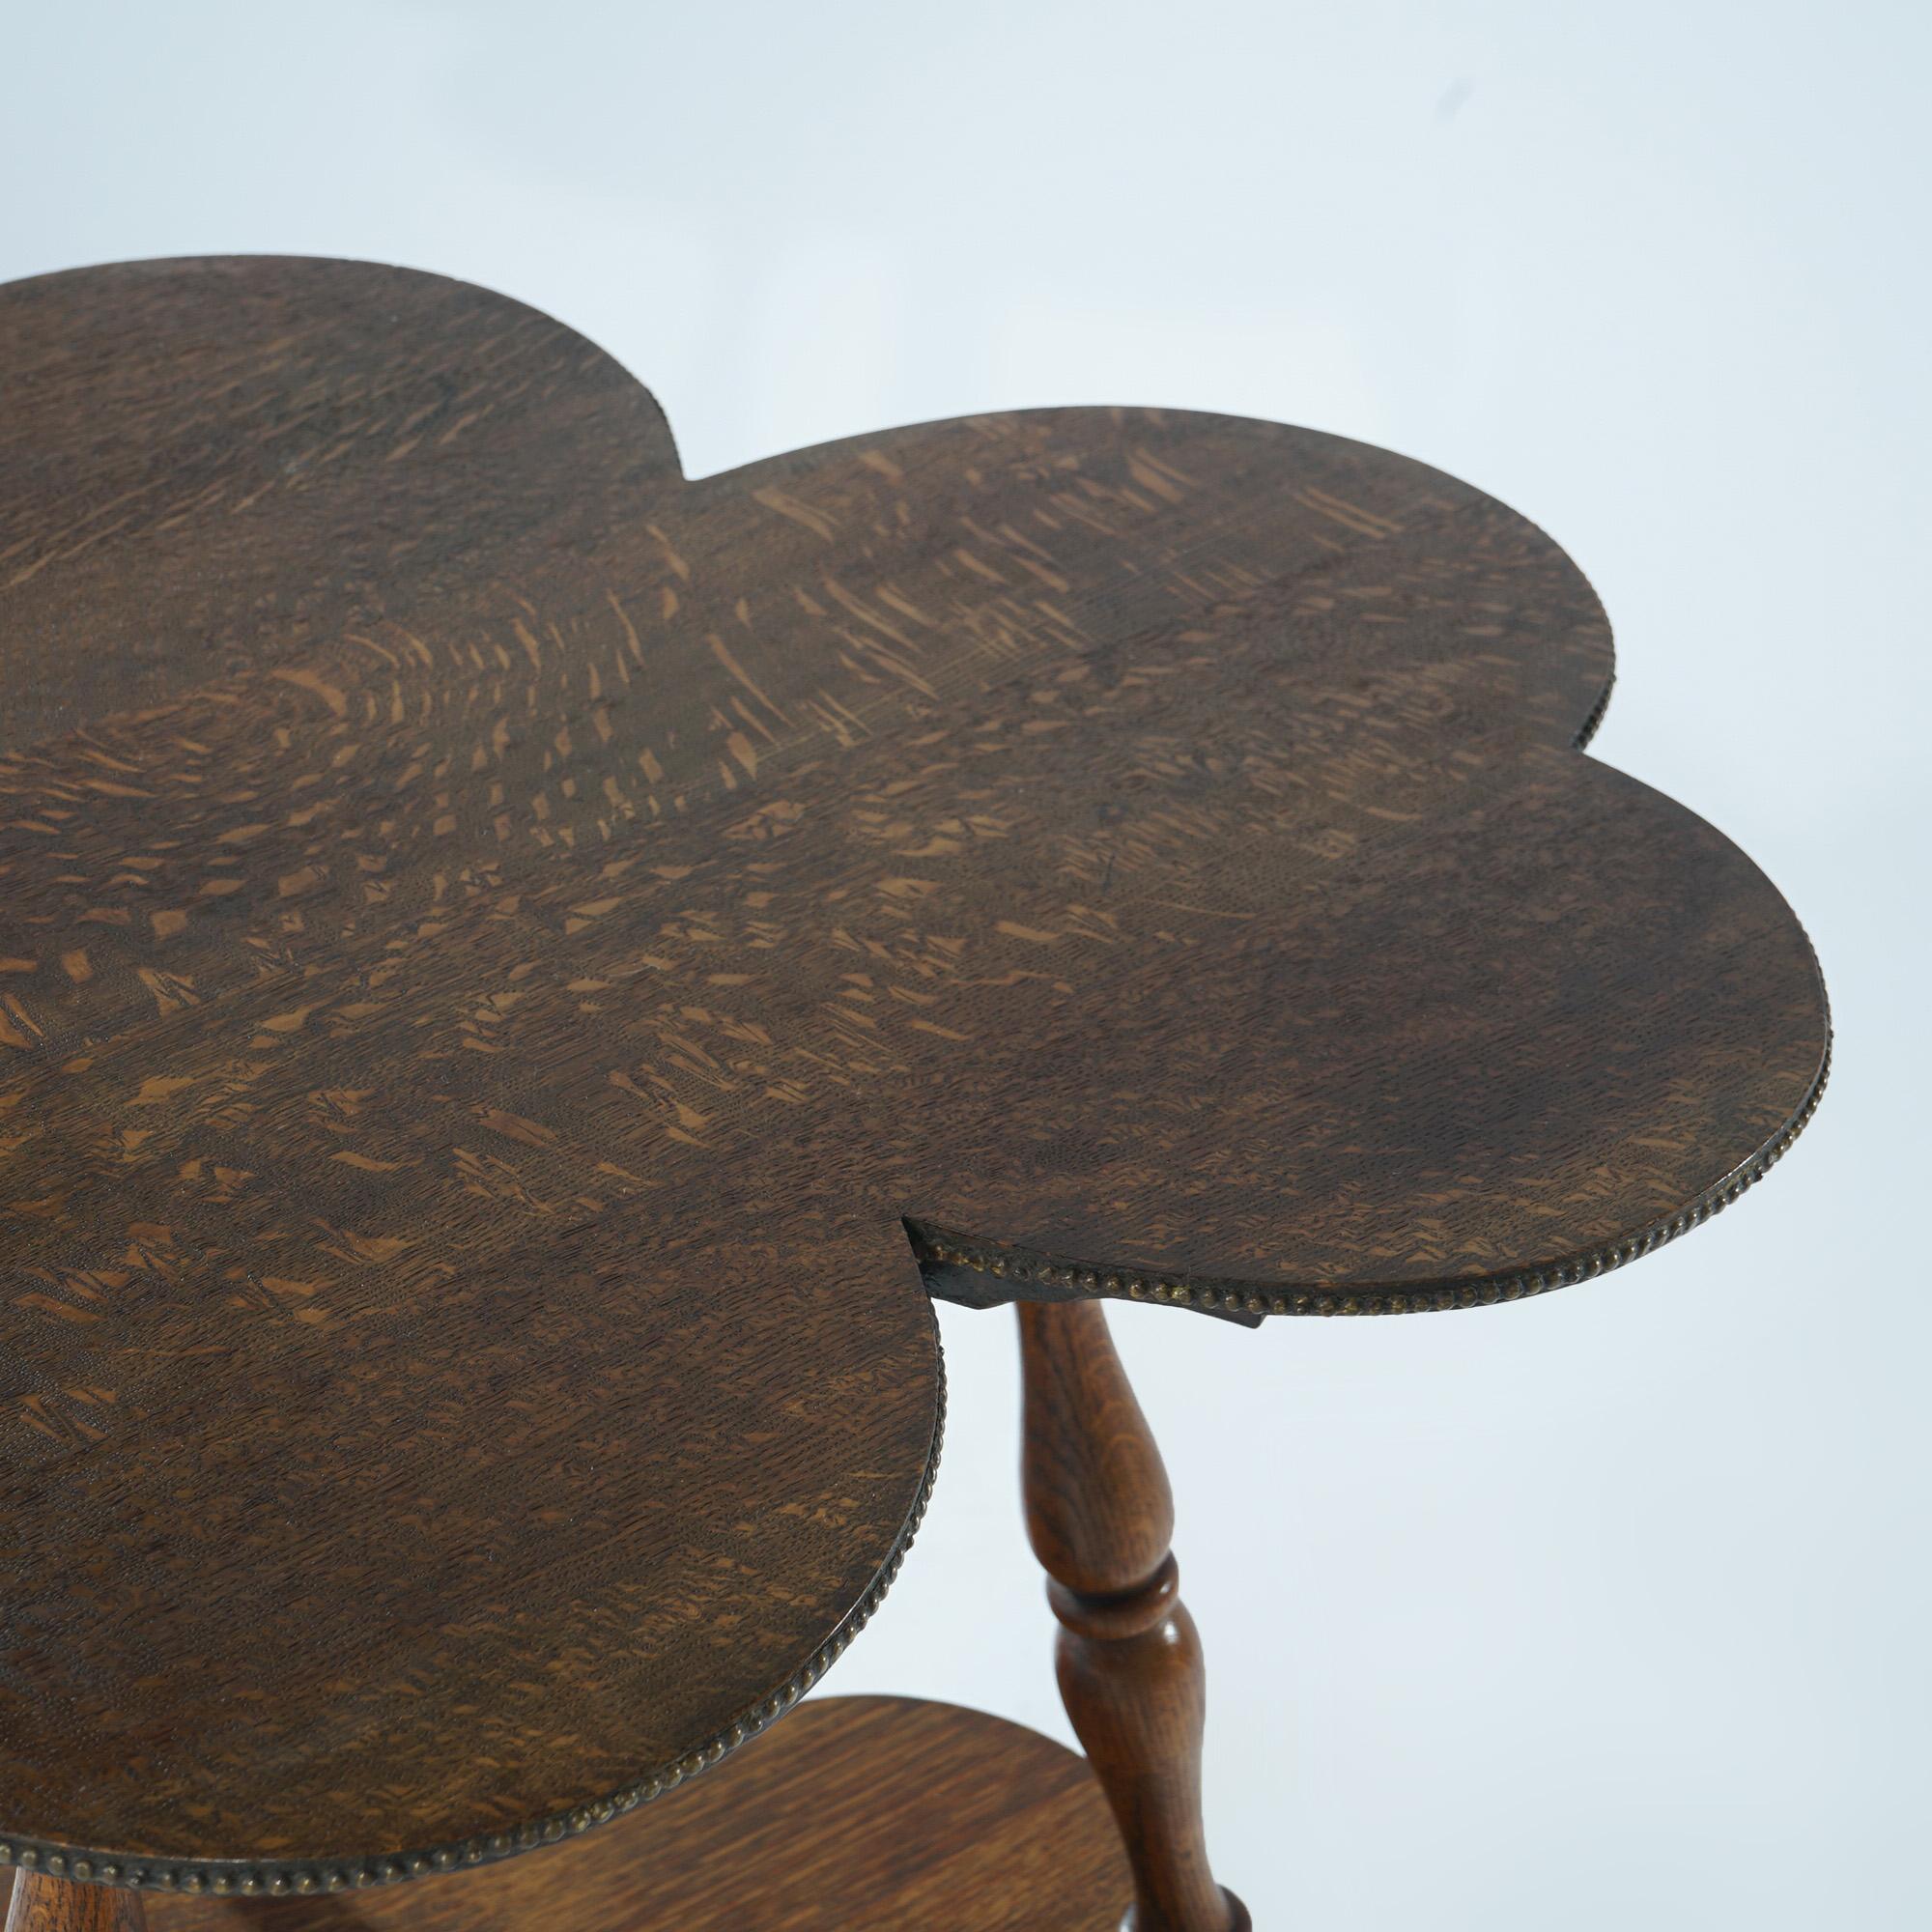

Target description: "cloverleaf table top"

left=0, top=256, right=1827, bottom=1892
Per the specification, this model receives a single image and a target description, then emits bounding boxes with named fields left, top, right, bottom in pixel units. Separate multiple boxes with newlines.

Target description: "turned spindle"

left=5, top=1876, right=145, bottom=1932
left=1018, top=1298, right=1248, bottom=1932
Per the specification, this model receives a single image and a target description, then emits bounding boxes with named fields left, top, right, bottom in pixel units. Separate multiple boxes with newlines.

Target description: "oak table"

left=0, top=258, right=1827, bottom=1930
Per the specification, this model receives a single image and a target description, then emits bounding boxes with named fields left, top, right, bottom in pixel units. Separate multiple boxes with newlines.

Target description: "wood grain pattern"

left=0, top=257, right=1828, bottom=1885
left=1022, top=1302, right=1245, bottom=1932
left=5, top=1875, right=144, bottom=1932
left=133, top=1697, right=1127, bottom=1932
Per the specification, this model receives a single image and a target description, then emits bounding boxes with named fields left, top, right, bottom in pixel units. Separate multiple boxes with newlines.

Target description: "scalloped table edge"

left=0, top=1349, right=948, bottom=1898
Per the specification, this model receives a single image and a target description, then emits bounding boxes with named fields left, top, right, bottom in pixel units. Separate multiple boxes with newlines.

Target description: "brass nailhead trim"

left=0, top=1331, right=948, bottom=1897
left=916, top=1034, right=1828, bottom=1327
left=1575, top=668, right=1616, bottom=751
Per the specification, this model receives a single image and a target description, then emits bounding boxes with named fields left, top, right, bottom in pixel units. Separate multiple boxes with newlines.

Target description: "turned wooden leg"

left=5, top=1875, right=145, bottom=1932
left=1018, top=1299, right=1248, bottom=1932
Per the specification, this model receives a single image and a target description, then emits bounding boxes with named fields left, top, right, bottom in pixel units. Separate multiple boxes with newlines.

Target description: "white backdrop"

left=5, top=5, right=1925, bottom=1926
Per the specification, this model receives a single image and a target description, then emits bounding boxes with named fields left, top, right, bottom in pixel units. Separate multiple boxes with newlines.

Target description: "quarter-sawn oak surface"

left=0, top=257, right=1827, bottom=1887
left=137, top=1696, right=1129, bottom=1932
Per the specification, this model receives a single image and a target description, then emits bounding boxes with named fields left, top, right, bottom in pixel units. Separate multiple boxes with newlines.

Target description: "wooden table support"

left=5, top=1876, right=144, bottom=1932
left=132, top=1697, right=1131, bottom=1932
left=1019, top=1300, right=1250, bottom=1932
left=0, top=257, right=1829, bottom=1932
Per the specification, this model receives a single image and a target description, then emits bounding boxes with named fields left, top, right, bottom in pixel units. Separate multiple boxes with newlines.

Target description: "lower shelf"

left=135, top=1696, right=1129, bottom=1932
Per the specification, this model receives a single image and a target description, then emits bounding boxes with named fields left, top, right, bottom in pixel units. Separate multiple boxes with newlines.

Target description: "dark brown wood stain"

left=0, top=258, right=1827, bottom=1886
left=70, top=1697, right=1126, bottom=1931
left=6, top=1873, right=144, bottom=1932
left=1022, top=1299, right=1248, bottom=1932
